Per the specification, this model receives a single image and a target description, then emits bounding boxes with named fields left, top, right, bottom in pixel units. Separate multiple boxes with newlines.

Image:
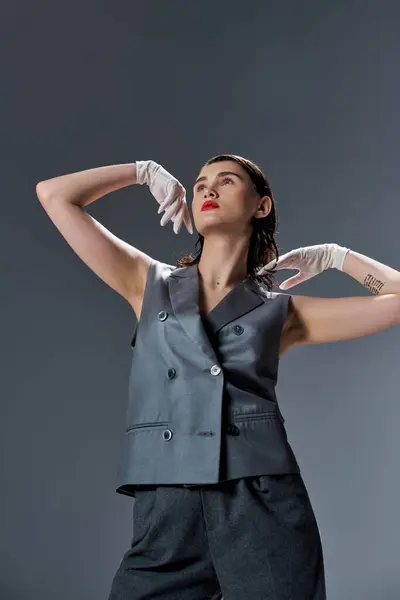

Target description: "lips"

left=201, top=200, right=220, bottom=211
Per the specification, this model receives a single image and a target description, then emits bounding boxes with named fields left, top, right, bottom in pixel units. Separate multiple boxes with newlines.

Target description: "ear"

left=254, top=195, right=272, bottom=219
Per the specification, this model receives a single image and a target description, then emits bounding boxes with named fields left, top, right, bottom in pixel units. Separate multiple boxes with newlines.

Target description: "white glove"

left=136, top=160, right=193, bottom=234
left=257, top=243, right=349, bottom=289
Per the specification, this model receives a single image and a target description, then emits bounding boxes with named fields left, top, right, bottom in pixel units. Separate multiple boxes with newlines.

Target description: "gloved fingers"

left=182, top=203, right=193, bottom=234
left=257, top=257, right=289, bottom=275
left=158, top=181, right=186, bottom=213
left=157, top=187, right=178, bottom=213
left=275, top=251, right=304, bottom=268
left=160, top=198, right=181, bottom=226
left=257, top=252, right=302, bottom=276
left=279, top=271, right=315, bottom=290
left=171, top=202, right=194, bottom=235
left=160, top=186, right=185, bottom=224
left=257, top=258, right=278, bottom=274
left=172, top=204, right=185, bottom=234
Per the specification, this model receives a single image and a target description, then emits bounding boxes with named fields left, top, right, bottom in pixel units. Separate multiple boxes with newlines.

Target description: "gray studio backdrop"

left=2, top=1, right=399, bottom=599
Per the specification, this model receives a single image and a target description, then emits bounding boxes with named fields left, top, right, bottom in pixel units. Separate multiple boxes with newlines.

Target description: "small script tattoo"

left=364, top=273, right=385, bottom=295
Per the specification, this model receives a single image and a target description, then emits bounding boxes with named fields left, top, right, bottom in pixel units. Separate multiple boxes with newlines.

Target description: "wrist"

left=135, top=160, right=148, bottom=185
left=330, top=244, right=350, bottom=271
left=136, top=160, right=159, bottom=186
left=130, top=162, right=138, bottom=185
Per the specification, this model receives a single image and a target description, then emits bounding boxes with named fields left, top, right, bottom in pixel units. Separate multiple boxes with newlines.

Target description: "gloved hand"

left=257, top=243, right=350, bottom=289
left=136, top=160, right=193, bottom=234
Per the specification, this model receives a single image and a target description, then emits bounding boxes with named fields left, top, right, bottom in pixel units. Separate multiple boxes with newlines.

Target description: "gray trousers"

left=108, top=474, right=326, bottom=599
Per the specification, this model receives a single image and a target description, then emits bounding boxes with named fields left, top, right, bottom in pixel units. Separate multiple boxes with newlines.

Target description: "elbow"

left=36, top=181, right=49, bottom=202
left=36, top=181, right=59, bottom=204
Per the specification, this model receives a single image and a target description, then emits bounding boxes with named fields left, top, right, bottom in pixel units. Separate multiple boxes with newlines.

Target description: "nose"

left=204, top=186, right=217, bottom=199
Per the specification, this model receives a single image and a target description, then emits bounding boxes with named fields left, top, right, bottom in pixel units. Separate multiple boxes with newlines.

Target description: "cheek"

left=229, top=191, right=252, bottom=213
left=191, top=194, right=201, bottom=213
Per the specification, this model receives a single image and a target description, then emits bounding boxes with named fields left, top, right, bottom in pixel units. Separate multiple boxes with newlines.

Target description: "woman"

left=36, top=155, right=400, bottom=599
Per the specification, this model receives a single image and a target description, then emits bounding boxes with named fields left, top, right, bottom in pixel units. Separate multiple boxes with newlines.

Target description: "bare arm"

left=36, top=163, right=153, bottom=317
left=290, top=250, right=400, bottom=345
left=37, top=163, right=139, bottom=208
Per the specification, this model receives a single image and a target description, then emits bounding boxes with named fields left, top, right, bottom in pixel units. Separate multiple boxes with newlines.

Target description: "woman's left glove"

left=257, top=243, right=350, bottom=290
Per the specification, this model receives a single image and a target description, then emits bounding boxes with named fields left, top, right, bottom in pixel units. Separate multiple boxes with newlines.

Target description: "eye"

left=195, top=177, right=233, bottom=192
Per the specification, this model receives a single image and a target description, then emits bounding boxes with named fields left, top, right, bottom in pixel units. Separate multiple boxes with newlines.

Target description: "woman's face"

left=191, top=160, right=268, bottom=237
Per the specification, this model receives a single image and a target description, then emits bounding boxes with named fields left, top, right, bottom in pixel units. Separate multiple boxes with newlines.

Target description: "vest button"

left=210, top=365, right=221, bottom=376
left=227, top=424, right=240, bottom=436
left=233, top=325, right=244, bottom=335
left=167, top=368, right=176, bottom=379
left=162, top=429, right=173, bottom=441
left=158, top=310, right=168, bottom=321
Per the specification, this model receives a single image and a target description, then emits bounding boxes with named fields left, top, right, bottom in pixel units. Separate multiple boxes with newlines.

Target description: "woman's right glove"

left=136, top=160, right=193, bottom=234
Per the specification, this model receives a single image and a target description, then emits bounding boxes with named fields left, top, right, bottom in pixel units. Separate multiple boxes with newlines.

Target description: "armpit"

left=279, top=296, right=307, bottom=354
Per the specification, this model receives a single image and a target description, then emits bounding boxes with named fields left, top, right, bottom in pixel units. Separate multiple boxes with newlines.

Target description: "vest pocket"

left=125, top=421, right=170, bottom=434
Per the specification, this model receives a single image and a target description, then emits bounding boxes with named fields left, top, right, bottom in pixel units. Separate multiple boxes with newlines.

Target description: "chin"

left=195, top=222, right=233, bottom=238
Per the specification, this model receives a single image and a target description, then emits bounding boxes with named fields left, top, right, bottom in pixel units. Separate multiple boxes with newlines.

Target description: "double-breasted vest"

left=116, top=259, right=300, bottom=497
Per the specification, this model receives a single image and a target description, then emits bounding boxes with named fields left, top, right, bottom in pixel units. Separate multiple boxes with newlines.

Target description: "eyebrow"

left=194, top=171, right=244, bottom=187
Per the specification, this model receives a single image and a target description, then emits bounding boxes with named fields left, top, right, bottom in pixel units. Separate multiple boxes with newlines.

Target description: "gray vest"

left=116, top=259, right=300, bottom=497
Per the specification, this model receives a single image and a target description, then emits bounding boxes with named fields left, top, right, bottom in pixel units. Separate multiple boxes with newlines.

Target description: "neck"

left=197, top=234, right=250, bottom=289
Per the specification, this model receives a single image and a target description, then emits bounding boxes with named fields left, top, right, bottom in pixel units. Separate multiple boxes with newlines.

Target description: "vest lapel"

left=168, top=265, right=217, bottom=363
left=168, top=265, right=268, bottom=356
left=204, top=278, right=266, bottom=333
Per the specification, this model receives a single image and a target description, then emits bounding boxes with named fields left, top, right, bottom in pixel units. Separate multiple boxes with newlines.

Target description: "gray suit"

left=116, top=259, right=300, bottom=497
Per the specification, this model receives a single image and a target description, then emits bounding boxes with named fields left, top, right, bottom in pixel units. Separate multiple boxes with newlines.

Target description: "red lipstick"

left=201, top=200, right=220, bottom=211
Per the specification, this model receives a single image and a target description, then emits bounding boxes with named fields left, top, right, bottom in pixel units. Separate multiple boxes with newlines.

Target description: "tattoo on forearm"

left=364, top=273, right=385, bottom=295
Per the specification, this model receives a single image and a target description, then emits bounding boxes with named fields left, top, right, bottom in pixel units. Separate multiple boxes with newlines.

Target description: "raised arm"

left=36, top=161, right=191, bottom=318
left=263, top=244, right=400, bottom=346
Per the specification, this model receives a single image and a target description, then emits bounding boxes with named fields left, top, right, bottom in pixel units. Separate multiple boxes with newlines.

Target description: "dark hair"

left=176, top=154, right=279, bottom=290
